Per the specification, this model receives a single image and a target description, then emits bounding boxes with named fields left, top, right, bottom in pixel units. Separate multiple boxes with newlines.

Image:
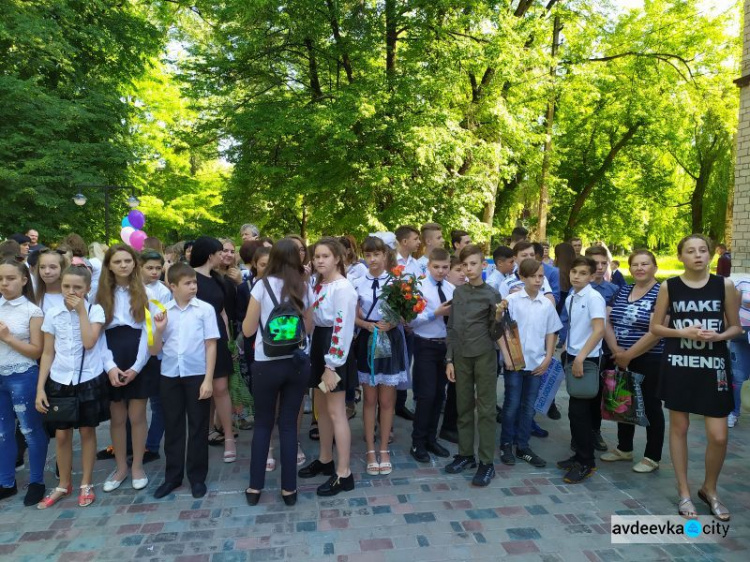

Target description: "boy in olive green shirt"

left=445, top=245, right=502, bottom=487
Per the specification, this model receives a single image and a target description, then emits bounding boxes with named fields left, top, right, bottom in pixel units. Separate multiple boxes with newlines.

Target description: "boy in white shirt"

left=416, top=223, right=445, bottom=275
left=498, top=259, right=562, bottom=469
left=486, top=246, right=514, bottom=293
left=557, top=256, right=606, bottom=484
left=500, top=242, right=555, bottom=306
left=150, top=263, right=219, bottom=500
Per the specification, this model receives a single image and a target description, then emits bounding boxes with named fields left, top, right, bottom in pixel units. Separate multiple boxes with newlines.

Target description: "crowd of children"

left=0, top=224, right=741, bottom=522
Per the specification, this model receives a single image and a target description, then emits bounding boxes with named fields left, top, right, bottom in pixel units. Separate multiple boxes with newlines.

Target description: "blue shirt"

left=543, top=262, right=561, bottom=305
left=609, top=283, right=664, bottom=356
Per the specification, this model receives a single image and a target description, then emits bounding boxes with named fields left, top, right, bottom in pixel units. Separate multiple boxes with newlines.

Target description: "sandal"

left=78, top=484, right=95, bottom=507
left=266, top=448, right=276, bottom=472
left=296, top=442, right=306, bottom=466
left=37, top=485, right=72, bottom=510
left=678, top=497, right=697, bottom=518
left=208, top=428, right=225, bottom=447
left=223, top=439, right=237, bottom=464
left=309, top=423, right=320, bottom=441
left=698, top=488, right=731, bottom=521
left=366, top=451, right=380, bottom=475
left=378, top=450, right=392, bottom=476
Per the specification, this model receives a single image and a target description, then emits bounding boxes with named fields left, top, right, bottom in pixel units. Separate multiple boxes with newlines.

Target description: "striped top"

left=735, top=279, right=750, bottom=327
left=609, top=283, right=664, bottom=356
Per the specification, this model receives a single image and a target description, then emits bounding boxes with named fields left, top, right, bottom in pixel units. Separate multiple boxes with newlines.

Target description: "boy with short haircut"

left=584, top=246, right=619, bottom=306
left=509, top=227, right=528, bottom=248
left=500, top=242, right=555, bottom=306
left=557, top=256, right=606, bottom=484
left=610, top=260, right=627, bottom=288
left=409, top=248, right=454, bottom=463
left=486, top=246, right=514, bottom=293
left=445, top=245, right=502, bottom=487
left=533, top=242, right=560, bottom=306
left=446, top=256, right=466, bottom=288
left=395, top=225, right=422, bottom=278
left=450, top=230, right=471, bottom=255
left=151, top=263, right=219, bottom=500
left=569, top=237, right=583, bottom=255
left=417, top=223, right=445, bottom=275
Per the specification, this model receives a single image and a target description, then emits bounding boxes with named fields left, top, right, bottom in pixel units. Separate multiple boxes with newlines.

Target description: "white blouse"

left=346, top=262, right=368, bottom=284
left=312, top=278, right=358, bottom=370
left=99, top=286, right=157, bottom=374
left=353, top=272, right=392, bottom=322
left=0, top=296, right=43, bottom=376
left=40, top=292, right=64, bottom=315
left=42, top=304, right=107, bottom=384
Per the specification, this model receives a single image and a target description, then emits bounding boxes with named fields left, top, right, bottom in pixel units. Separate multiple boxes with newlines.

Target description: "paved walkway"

left=1, top=390, right=749, bottom=562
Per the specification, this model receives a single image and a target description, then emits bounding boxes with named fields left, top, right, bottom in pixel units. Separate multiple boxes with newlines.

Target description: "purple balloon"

left=128, top=209, right=145, bottom=230
left=130, top=230, right=148, bottom=251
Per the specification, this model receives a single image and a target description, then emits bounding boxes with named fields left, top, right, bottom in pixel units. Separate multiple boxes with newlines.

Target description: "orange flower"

left=391, top=265, right=405, bottom=276
left=405, top=294, right=412, bottom=300
left=401, top=283, right=409, bottom=291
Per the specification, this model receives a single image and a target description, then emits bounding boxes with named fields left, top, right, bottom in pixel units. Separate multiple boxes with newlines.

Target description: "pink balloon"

left=129, top=230, right=148, bottom=251
left=120, top=226, right=135, bottom=244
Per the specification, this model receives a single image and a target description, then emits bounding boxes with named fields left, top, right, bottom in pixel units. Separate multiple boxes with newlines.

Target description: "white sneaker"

left=728, top=413, right=738, bottom=428
left=600, top=448, right=633, bottom=462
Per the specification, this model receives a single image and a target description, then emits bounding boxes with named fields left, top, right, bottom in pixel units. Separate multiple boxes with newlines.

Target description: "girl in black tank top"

left=651, top=235, right=741, bottom=522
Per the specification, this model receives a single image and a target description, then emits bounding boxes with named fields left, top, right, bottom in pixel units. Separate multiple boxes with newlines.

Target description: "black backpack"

left=260, top=277, right=306, bottom=357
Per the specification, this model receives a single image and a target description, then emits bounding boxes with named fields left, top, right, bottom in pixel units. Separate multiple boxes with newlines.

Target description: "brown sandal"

left=697, top=489, right=730, bottom=521
left=677, top=497, right=697, bottom=518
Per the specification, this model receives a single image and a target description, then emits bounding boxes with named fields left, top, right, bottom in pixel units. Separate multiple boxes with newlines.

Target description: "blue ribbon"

left=367, top=326, right=378, bottom=386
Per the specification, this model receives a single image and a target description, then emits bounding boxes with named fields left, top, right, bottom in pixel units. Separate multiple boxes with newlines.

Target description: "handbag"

left=562, top=295, right=600, bottom=399
left=44, top=313, right=88, bottom=424
left=600, top=369, right=649, bottom=427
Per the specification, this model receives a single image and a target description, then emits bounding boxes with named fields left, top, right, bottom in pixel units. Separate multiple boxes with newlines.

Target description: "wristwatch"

left=445, top=358, right=453, bottom=365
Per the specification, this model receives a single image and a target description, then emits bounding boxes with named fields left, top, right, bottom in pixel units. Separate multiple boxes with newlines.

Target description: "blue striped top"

left=609, top=283, right=664, bottom=356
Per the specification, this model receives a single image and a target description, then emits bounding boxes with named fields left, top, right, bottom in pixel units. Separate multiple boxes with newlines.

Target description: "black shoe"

left=593, top=431, right=608, bottom=452
left=439, top=428, right=458, bottom=444
left=154, top=481, right=180, bottom=499
left=191, top=482, right=207, bottom=498
left=0, top=483, right=18, bottom=501
left=570, top=439, right=577, bottom=452
left=496, top=404, right=503, bottom=414
left=282, top=491, right=297, bottom=506
left=96, top=446, right=116, bottom=460
left=142, top=450, right=161, bottom=465
left=23, top=482, right=45, bottom=506
left=500, top=443, right=515, bottom=466
left=563, top=462, right=596, bottom=484
left=410, top=445, right=430, bottom=463
left=557, top=456, right=578, bottom=470
left=15, top=457, right=24, bottom=472
left=516, top=447, right=547, bottom=468
left=298, top=459, right=335, bottom=479
left=395, top=407, right=415, bottom=421
left=316, top=473, right=355, bottom=497
left=471, top=462, right=496, bottom=487
left=530, top=420, right=549, bottom=438
left=496, top=411, right=503, bottom=424
left=445, top=455, right=477, bottom=474
left=309, top=423, right=320, bottom=441
left=245, top=489, right=261, bottom=506
left=547, top=403, right=561, bottom=420
left=426, top=441, right=450, bottom=458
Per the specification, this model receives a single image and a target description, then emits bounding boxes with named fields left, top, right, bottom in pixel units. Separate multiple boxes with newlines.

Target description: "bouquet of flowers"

left=379, top=265, right=427, bottom=324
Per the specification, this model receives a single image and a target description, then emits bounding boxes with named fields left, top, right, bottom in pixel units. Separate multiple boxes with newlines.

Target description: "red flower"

left=332, top=335, right=339, bottom=344
left=333, top=325, right=342, bottom=333
left=329, top=347, right=337, bottom=354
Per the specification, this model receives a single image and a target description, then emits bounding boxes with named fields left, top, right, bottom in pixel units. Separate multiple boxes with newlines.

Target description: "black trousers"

left=567, top=355, right=599, bottom=467
left=441, top=382, right=458, bottom=432
left=615, top=355, right=665, bottom=462
left=160, top=375, right=210, bottom=486
left=249, top=357, right=309, bottom=492
left=411, top=337, right=448, bottom=446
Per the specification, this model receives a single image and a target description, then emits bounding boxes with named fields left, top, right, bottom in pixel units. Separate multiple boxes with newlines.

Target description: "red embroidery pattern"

left=327, top=310, right=347, bottom=359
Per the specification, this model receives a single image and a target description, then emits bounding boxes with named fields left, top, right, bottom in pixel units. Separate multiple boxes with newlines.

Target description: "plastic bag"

left=368, top=328, right=392, bottom=360
left=601, top=369, right=649, bottom=427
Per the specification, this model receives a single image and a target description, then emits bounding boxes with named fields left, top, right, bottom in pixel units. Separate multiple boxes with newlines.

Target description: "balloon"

left=127, top=209, right=145, bottom=230
left=130, top=230, right=147, bottom=251
left=120, top=227, right=135, bottom=245
left=121, top=216, right=131, bottom=228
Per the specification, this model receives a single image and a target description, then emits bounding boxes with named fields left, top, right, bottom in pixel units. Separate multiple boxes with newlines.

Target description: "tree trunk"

left=536, top=15, right=562, bottom=241
left=564, top=122, right=642, bottom=238
left=385, top=0, right=397, bottom=90
left=325, top=0, right=353, bottom=84
left=304, top=38, right=323, bottom=102
left=691, top=161, right=714, bottom=234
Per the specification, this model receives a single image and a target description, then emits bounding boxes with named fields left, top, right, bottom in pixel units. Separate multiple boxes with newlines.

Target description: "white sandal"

left=223, top=438, right=237, bottom=464
left=632, top=457, right=659, bottom=473
left=378, top=450, right=392, bottom=476
left=366, top=451, right=380, bottom=475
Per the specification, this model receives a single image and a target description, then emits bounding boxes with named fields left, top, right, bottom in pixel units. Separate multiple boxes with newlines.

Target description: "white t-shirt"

left=564, top=284, right=606, bottom=358
left=250, top=276, right=314, bottom=362
left=505, top=289, right=563, bottom=370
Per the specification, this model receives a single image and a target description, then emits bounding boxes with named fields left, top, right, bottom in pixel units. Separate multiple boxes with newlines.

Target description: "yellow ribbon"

left=144, top=299, right=167, bottom=346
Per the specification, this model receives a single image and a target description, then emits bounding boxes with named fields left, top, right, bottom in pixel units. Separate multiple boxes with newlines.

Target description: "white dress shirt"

left=353, top=272, right=392, bottom=322
left=146, top=280, right=172, bottom=306
left=564, top=284, right=607, bottom=358
left=312, top=278, right=358, bottom=370
left=486, top=269, right=509, bottom=293
left=410, top=275, right=454, bottom=339
left=505, top=290, right=563, bottom=371
left=0, top=296, right=43, bottom=376
left=100, top=286, right=155, bottom=374
left=42, top=304, right=107, bottom=384
left=346, top=262, right=368, bottom=284
left=499, top=271, right=553, bottom=299
left=416, top=255, right=429, bottom=276
left=40, top=292, right=64, bottom=315
left=396, top=254, right=422, bottom=278
left=159, top=298, right=220, bottom=377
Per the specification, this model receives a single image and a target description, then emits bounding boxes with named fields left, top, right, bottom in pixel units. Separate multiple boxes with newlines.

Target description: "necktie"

left=437, top=281, right=448, bottom=325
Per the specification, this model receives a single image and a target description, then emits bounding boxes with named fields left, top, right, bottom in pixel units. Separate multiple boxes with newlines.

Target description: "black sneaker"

left=426, top=441, right=450, bottom=458
left=593, top=431, right=608, bottom=452
left=395, top=407, right=415, bottom=421
left=547, top=403, right=561, bottom=420
left=563, top=462, right=596, bottom=484
left=298, top=459, right=335, bottom=479
left=410, top=446, right=430, bottom=464
left=556, top=455, right=578, bottom=470
left=23, top=483, right=45, bottom=506
left=439, top=428, right=458, bottom=444
left=516, top=447, right=546, bottom=468
left=471, top=462, right=496, bottom=487
left=142, top=450, right=161, bottom=465
left=316, top=473, right=355, bottom=497
left=445, top=455, right=477, bottom=474
left=500, top=444, right=515, bottom=466
left=0, top=483, right=18, bottom=501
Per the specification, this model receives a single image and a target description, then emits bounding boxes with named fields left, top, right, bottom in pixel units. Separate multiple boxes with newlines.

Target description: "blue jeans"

left=729, top=334, right=750, bottom=417
left=0, top=366, right=49, bottom=487
left=500, top=370, right=542, bottom=450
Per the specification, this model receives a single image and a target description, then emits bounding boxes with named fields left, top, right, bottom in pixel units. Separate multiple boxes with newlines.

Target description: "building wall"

left=733, top=1, right=750, bottom=272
